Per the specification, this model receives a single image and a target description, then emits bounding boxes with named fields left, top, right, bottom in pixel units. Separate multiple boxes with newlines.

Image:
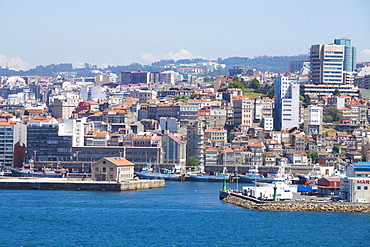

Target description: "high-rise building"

left=186, top=121, right=205, bottom=170
left=0, top=122, right=27, bottom=167
left=274, top=76, right=300, bottom=131
left=334, top=38, right=356, bottom=72
left=310, top=44, right=344, bottom=85
left=26, top=118, right=73, bottom=162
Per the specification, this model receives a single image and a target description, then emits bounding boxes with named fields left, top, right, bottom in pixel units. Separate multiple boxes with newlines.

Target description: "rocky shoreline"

left=220, top=191, right=370, bottom=213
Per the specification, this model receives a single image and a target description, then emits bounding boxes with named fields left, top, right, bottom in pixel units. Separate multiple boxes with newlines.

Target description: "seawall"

left=0, top=177, right=165, bottom=191
left=220, top=191, right=370, bottom=213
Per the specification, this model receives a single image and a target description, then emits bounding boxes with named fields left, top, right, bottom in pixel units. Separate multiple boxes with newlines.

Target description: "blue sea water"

left=0, top=181, right=369, bottom=247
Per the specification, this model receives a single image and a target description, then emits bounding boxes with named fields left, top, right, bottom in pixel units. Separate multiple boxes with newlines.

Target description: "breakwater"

left=220, top=191, right=370, bottom=213
left=0, top=177, right=165, bottom=191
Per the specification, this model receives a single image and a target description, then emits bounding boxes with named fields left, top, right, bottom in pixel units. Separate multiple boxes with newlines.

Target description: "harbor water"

left=1, top=181, right=369, bottom=246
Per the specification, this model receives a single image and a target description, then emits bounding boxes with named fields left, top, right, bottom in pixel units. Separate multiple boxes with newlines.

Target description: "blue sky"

left=0, top=0, right=369, bottom=70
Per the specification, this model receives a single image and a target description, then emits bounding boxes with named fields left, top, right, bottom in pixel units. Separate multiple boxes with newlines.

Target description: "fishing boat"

left=11, top=162, right=67, bottom=178
left=135, top=169, right=181, bottom=181
left=237, top=165, right=286, bottom=183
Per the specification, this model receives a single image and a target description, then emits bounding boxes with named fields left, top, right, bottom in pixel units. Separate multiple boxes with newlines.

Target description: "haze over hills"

left=0, top=54, right=309, bottom=77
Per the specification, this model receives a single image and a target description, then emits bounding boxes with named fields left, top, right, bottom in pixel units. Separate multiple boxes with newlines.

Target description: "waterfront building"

left=0, top=122, right=27, bottom=167
left=72, top=146, right=162, bottom=171
left=186, top=121, right=205, bottom=169
left=334, top=38, right=356, bottom=72
left=340, top=177, right=370, bottom=203
left=346, top=162, right=370, bottom=177
left=91, top=157, right=134, bottom=182
left=204, top=147, right=218, bottom=167
left=161, top=133, right=186, bottom=171
left=274, top=76, right=300, bottom=131
left=26, top=117, right=73, bottom=162
left=316, top=177, right=341, bottom=195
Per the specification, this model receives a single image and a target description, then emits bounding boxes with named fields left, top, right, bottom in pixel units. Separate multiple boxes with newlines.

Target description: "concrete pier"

left=220, top=191, right=370, bottom=213
left=0, top=177, right=165, bottom=191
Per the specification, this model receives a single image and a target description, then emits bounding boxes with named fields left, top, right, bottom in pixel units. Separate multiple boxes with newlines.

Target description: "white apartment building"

left=310, top=44, right=344, bottom=85
left=274, top=76, right=300, bottom=130
left=0, top=122, right=27, bottom=167
left=304, top=105, right=323, bottom=136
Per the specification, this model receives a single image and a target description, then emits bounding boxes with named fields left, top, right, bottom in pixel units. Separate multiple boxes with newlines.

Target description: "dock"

left=0, top=177, right=165, bottom=191
left=220, top=190, right=370, bottom=213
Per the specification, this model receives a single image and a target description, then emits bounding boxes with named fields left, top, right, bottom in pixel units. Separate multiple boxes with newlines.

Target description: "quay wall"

left=220, top=191, right=370, bottom=213
left=0, top=178, right=165, bottom=191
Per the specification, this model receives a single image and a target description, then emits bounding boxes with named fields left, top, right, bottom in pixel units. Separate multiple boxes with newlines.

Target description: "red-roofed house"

left=316, top=177, right=341, bottom=195
left=91, top=157, right=134, bottom=181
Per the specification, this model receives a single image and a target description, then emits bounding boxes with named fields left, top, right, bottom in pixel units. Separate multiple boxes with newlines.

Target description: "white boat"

left=238, top=165, right=286, bottom=183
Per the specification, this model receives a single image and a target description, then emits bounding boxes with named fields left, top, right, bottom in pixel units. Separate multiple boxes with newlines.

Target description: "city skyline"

left=0, top=0, right=369, bottom=70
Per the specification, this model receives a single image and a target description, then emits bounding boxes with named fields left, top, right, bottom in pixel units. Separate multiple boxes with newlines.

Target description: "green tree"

left=332, top=144, right=340, bottom=154
left=333, top=89, right=341, bottom=96
left=327, top=107, right=343, bottom=122
left=189, top=93, right=198, bottom=99
left=307, top=151, right=318, bottom=163
left=311, top=152, right=318, bottom=163
left=174, top=95, right=188, bottom=101
left=248, top=78, right=260, bottom=89
left=204, top=77, right=215, bottom=82
left=228, top=81, right=245, bottom=91
left=266, top=86, right=274, bottom=99
left=188, top=156, right=200, bottom=168
left=323, top=116, right=334, bottom=123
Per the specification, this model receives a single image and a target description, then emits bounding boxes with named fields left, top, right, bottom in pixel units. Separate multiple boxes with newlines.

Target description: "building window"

left=110, top=175, right=113, bottom=179
left=95, top=167, right=99, bottom=171
left=110, top=167, right=114, bottom=172
left=357, top=186, right=361, bottom=190
left=365, top=186, right=368, bottom=190
left=103, top=167, right=106, bottom=172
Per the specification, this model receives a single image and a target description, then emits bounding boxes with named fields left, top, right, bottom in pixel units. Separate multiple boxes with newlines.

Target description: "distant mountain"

left=0, top=54, right=309, bottom=77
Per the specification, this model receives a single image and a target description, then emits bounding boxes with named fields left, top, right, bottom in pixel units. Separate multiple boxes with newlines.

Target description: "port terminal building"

left=340, top=162, right=370, bottom=202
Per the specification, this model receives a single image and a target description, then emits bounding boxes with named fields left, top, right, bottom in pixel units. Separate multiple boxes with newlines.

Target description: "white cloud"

left=0, top=54, right=30, bottom=70
left=140, top=52, right=158, bottom=64
left=163, top=49, right=194, bottom=60
left=100, top=63, right=110, bottom=69
left=72, top=61, right=86, bottom=68
left=140, top=49, right=201, bottom=64
left=359, top=49, right=370, bottom=62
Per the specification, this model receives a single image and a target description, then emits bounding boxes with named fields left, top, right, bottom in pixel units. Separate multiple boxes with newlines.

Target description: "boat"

left=237, top=166, right=285, bottom=183
left=185, top=173, right=229, bottom=182
left=11, top=163, right=67, bottom=178
left=135, top=169, right=181, bottom=181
